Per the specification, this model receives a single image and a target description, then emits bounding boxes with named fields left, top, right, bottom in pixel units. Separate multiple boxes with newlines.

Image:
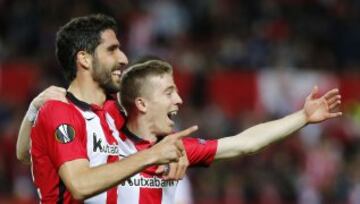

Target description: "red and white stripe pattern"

left=76, top=104, right=179, bottom=204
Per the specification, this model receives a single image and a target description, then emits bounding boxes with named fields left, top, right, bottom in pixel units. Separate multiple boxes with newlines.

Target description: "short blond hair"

left=119, top=60, right=173, bottom=113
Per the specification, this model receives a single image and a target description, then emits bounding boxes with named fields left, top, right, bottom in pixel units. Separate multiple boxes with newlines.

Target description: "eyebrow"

left=107, top=43, right=120, bottom=51
left=164, top=85, right=177, bottom=92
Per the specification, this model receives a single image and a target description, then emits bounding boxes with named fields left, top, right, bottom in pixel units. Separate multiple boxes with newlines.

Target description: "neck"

left=126, top=114, right=158, bottom=143
left=68, top=73, right=106, bottom=106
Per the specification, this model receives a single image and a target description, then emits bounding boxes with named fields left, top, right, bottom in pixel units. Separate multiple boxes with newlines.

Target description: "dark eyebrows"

left=107, top=43, right=120, bottom=51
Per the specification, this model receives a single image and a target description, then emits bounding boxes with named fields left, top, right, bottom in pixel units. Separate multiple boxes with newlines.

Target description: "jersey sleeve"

left=182, top=137, right=218, bottom=167
left=32, top=101, right=88, bottom=170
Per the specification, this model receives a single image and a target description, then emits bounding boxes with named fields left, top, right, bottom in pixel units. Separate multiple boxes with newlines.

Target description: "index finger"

left=169, top=125, right=198, bottom=140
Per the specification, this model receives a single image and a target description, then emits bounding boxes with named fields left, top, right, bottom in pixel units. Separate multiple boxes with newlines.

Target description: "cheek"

left=97, top=56, right=113, bottom=68
left=104, top=58, right=114, bottom=68
left=149, top=102, right=166, bottom=117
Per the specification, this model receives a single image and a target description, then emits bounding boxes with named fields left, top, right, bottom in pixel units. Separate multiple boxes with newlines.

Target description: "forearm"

left=215, top=110, right=307, bottom=159
left=60, top=149, right=158, bottom=200
left=60, top=125, right=196, bottom=200
left=16, top=116, right=32, bottom=164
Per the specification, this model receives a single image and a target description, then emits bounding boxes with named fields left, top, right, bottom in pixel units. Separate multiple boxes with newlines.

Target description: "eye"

left=165, top=87, right=175, bottom=96
left=107, top=44, right=120, bottom=53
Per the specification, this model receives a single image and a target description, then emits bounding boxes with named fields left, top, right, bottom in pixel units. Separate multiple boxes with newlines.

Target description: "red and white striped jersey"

left=106, top=127, right=217, bottom=204
left=30, top=93, right=125, bottom=204
left=30, top=93, right=217, bottom=204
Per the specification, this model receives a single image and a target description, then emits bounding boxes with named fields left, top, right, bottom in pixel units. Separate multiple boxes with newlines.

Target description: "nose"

left=117, top=50, right=128, bottom=67
left=174, top=92, right=183, bottom=105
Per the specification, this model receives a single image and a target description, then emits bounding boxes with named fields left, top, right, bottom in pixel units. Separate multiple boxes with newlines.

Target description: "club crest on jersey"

left=55, top=124, right=75, bottom=144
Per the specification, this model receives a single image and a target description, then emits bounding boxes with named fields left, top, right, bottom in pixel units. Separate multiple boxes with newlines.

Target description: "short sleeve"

left=182, top=137, right=218, bottom=167
left=32, top=101, right=88, bottom=170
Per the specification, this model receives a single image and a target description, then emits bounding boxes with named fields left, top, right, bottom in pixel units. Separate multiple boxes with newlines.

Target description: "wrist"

left=140, top=148, right=159, bottom=166
left=299, top=109, right=309, bottom=125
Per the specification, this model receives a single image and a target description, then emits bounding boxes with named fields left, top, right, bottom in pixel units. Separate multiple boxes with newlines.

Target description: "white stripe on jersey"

left=85, top=191, right=107, bottom=204
left=162, top=184, right=177, bottom=204
left=117, top=174, right=141, bottom=204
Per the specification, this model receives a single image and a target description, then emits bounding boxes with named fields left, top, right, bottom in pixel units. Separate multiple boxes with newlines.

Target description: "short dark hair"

left=120, top=60, right=173, bottom=113
left=56, top=14, right=117, bottom=82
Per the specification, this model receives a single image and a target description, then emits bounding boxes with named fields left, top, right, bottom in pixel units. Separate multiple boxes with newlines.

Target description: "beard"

left=91, top=58, right=121, bottom=95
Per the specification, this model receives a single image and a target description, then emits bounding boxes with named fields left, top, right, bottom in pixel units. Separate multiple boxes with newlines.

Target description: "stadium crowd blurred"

left=1, top=0, right=360, bottom=203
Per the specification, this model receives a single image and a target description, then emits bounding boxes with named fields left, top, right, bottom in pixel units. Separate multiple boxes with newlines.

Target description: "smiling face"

left=91, top=29, right=128, bottom=94
left=141, top=73, right=183, bottom=135
left=119, top=60, right=182, bottom=136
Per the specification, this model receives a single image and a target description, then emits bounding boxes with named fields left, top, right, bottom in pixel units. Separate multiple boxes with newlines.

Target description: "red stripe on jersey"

left=139, top=171, right=162, bottom=204
left=106, top=155, right=119, bottom=204
left=139, top=187, right=162, bottom=204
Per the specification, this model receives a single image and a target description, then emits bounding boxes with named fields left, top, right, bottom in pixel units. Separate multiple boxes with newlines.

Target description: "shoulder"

left=41, top=100, right=77, bottom=114
left=35, top=100, right=84, bottom=129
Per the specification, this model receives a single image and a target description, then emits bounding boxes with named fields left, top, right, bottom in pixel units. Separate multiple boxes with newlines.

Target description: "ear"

left=135, top=97, right=147, bottom=113
left=76, top=51, right=92, bottom=69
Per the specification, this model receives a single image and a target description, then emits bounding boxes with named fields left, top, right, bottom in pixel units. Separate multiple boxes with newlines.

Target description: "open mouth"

left=112, top=69, right=122, bottom=77
left=167, top=110, right=178, bottom=123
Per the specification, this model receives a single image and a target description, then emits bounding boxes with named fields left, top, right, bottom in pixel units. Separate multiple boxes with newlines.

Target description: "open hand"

left=304, top=86, right=342, bottom=123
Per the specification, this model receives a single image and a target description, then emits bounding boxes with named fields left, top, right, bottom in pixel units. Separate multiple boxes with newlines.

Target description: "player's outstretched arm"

left=59, top=126, right=198, bottom=200
left=215, top=86, right=342, bottom=160
left=16, top=86, right=67, bottom=164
